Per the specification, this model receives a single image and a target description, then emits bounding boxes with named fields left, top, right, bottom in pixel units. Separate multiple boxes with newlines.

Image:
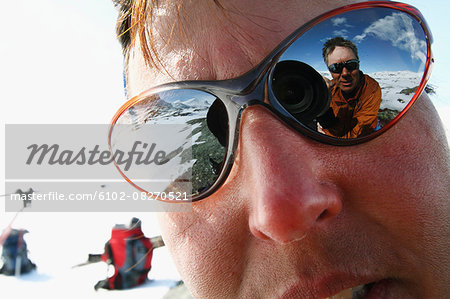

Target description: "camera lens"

left=271, top=60, right=330, bottom=123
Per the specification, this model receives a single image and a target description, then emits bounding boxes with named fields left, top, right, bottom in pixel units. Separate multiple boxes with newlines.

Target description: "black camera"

left=271, top=60, right=330, bottom=124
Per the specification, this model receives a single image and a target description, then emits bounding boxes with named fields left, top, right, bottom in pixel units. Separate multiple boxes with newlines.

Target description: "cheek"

left=157, top=189, right=250, bottom=297
left=328, top=97, right=448, bottom=243
left=331, top=73, right=339, bottom=81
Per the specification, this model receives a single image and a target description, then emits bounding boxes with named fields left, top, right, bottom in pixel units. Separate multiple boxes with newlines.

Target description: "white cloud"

left=332, top=29, right=349, bottom=39
left=332, top=17, right=347, bottom=27
left=353, top=12, right=427, bottom=67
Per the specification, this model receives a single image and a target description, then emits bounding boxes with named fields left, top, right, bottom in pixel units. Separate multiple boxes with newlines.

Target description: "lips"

left=340, top=81, right=353, bottom=87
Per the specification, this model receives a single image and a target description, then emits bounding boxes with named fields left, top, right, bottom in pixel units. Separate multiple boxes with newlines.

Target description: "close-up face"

left=327, top=46, right=361, bottom=95
left=120, top=1, right=450, bottom=298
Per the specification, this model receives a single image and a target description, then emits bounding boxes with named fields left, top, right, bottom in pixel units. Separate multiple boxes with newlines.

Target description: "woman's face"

left=125, top=1, right=450, bottom=298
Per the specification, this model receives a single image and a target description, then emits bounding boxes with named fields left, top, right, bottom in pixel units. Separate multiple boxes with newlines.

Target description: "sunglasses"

left=109, top=1, right=433, bottom=202
left=328, top=59, right=360, bottom=74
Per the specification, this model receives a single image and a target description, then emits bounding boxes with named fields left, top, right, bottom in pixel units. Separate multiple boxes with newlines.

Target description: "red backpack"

left=95, top=218, right=154, bottom=290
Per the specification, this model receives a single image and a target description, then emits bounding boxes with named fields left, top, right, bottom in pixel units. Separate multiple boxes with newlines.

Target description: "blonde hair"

left=112, top=0, right=224, bottom=70
left=113, top=0, right=157, bottom=67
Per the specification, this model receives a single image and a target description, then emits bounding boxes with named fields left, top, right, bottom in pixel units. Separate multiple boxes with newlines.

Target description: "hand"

left=317, top=122, right=325, bottom=134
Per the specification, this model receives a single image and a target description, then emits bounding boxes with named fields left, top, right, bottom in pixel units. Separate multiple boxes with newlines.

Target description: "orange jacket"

left=323, top=73, right=381, bottom=138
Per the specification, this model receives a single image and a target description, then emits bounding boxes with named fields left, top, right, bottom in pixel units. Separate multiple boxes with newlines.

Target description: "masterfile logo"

left=4, top=124, right=192, bottom=212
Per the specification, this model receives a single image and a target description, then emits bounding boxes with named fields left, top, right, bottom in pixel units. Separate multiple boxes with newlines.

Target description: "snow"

left=181, top=98, right=211, bottom=109
left=0, top=204, right=181, bottom=298
left=320, top=70, right=423, bottom=110
left=370, top=71, right=423, bottom=111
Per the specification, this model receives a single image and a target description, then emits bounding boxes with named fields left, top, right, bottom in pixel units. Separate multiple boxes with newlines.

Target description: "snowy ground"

left=0, top=205, right=181, bottom=298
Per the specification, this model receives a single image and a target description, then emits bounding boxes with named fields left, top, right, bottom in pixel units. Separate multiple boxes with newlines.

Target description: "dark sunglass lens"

left=345, top=60, right=359, bottom=71
left=329, top=60, right=358, bottom=73
left=329, top=63, right=343, bottom=73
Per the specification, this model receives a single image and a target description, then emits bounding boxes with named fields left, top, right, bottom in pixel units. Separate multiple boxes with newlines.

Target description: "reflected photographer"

left=318, top=37, right=382, bottom=138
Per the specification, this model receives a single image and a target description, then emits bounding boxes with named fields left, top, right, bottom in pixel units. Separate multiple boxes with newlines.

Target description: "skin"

left=125, top=1, right=450, bottom=298
left=327, top=46, right=361, bottom=96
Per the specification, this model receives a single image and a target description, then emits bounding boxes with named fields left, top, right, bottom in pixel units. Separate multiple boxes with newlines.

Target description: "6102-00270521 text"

left=10, top=191, right=189, bottom=202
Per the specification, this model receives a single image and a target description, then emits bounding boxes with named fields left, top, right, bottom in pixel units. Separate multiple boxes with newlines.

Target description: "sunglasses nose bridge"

left=341, top=65, right=351, bottom=74
left=217, top=72, right=269, bottom=108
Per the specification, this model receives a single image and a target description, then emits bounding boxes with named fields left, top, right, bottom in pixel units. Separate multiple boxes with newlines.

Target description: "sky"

left=0, top=0, right=125, bottom=125
left=400, top=0, right=450, bottom=111
left=284, top=8, right=428, bottom=74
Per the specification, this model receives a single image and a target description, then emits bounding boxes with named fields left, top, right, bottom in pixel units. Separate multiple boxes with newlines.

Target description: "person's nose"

left=239, top=106, right=343, bottom=244
left=341, top=66, right=351, bottom=76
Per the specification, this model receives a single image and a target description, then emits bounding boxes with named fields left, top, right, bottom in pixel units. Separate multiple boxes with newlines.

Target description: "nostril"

left=317, top=210, right=329, bottom=220
left=249, top=225, right=271, bottom=241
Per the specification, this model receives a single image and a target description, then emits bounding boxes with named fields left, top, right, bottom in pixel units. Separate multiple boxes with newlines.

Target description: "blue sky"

left=283, top=8, right=428, bottom=74
left=407, top=0, right=450, bottom=111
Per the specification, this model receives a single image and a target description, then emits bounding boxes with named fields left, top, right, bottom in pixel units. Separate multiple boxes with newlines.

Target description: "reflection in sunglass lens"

left=110, top=90, right=228, bottom=199
left=191, top=98, right=228, bottom=194
left=277, top=6, right=428, bottom=141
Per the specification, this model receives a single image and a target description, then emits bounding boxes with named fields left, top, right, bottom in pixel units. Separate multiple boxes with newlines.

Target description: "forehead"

left=126, top=0, right=360, bottom=97
left=327, top=46, right=357, bottom=64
